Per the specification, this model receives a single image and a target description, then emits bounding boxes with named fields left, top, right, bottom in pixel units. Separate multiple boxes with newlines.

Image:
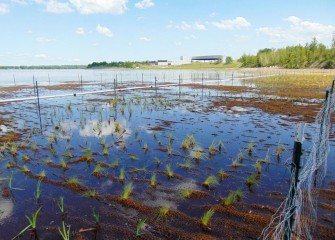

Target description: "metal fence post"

left=283, top=124, right=304, bottom=240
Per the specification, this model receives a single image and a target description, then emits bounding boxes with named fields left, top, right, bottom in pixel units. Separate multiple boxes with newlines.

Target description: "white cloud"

left=92, top=42, right=100, bottom=46
left=35, top=37, right=52, bottom=42
left=139, top=36, right=150, bottom=41
left=168, top=21, right=207, bottom=31
left=0, top=4, right=10, bottom=14
left=75, top=27, right=85, bottom=35
left=35, top=54, right=47, bottom=59
left=11, top=0, right=28, bottom=5
left=258, top=16, right=335, bottom=44
left=135, top=0, right=154, bottom=9
left=212, top=17, right=251, bottom=30
left=96, top=24, right=113, bottom=37
left=70, top=0, right=128, bottom=15
left=35, top=0, right=73, bottom=13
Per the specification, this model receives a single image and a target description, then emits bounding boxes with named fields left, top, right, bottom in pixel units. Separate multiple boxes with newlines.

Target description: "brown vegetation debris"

left=184, top=83, right=252, bottom=92
left=212, top=98, right=321, bottom=123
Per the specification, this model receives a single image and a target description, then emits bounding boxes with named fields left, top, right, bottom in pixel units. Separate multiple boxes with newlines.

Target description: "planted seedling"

left=178, top=158, right=192, bottom=169
left=129, top=154, right=138, bottom=160
left=150, top=173, right=156, bottom=187
left=34, top=180, right=42, bottom=202
left=235, top=187, right=244, bottom=202
left=154, top=157, right=161, bottom=166
left=218, top=140, right=224, bottom=152
left=217, top=169, right=229, bottom=181
left=208, top=140, right=218, bottom=155
left=58, top=221, right=70, bottom=240
left=122, top=182, right=134, bottom=199
left=119, top=168, right=125, bottom=182
left=224, top=191, right=236, bottom=206
left=58, top=196, right=65, bottom=214
left=203, top=175, right=218, bottom=189
left=232, top=159, right=243, bottom=168
left=112, top=159, right=119, bottom=168
left=200, top=209, right=215, bottom=231
left=143, top=143, right=149, bottom=153
left=254, top=161, right=262, bottom=174
left=158, top=205, right=170, bottom=220
left=92, top=165, right=104, bottom=177
left=92, top=207, right=100, bottom=226
left=12, top=207, right=42, bottom=240
left=136, top=219, right=146, bottom=237
left=165, top=164, right=174, bottom=178
left=180, top=189, right=192, bottom=198
left=246, top=174, right=259, bottom=188
left=247, top=141, right=256, bottom=155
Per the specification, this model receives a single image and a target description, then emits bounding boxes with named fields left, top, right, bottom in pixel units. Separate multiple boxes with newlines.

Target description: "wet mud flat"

left=0, top=75, right=334, bottom=239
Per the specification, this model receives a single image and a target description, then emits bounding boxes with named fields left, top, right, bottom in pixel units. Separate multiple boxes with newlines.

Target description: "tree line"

left=238, top=38, right=335, bottom=69
left=87, top=61, right=156, bottom=69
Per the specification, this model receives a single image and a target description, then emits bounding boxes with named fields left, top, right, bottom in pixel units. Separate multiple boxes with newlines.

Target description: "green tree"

left=225, top=56, right=233, bottom=64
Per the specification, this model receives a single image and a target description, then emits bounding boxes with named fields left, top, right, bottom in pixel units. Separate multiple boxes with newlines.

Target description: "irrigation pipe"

left=0, top=74, right=278, bottom=104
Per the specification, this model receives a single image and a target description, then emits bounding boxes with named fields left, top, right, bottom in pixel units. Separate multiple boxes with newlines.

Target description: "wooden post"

left=80, top=75, right=83, bottom=92
left=35, top=81, right=42, bottom=132
left=33, top=75, right=36, bottom=95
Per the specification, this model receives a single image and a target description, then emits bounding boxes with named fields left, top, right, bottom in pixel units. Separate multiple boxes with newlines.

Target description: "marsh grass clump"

left=158, top=205, right=170, bottom=219
left=142, top=143, right=149, bottom=153
left=177, top=158, right=192, bottom=169
left=208, top=140, right=218, bottom=156
left=119, top=168, right=125, bottom=182
left=62, top=152, right=75, bottom=158
left=136, top=218, right=146, bottom=237
left=165, top=164, right=174, bottom=178
left=238, top=150, right=244, bottom=161
left=181, top=135, right=195, bottom=150
left=202, top=175, right=218, bottom=189
left=200, top=209, right=215, bottom=231
left=103, top=144, right=109, bottom=155
left=224, top=191, right=236, bottom=206
left=232, top=159, right=244, bottom=168
left=192, top=145, right=205, bottom=161
left=122, top=182, right=134, bottom=200
left=234, top=187, right=244, bottom=202
left=247, top=141, right=256, bottom=155
left=21, top=155, right=31, bottom=163
left=167, top=143, right=172, bottom=155
left=83, top=190, right=98, bottom=198
left=217, top=169, right=229, bottom=181
left=218, top=140, right=224, bottom=152
left=180, top=189, right=192, bottom=198
left=129, top=154, right=138, bottom=160
left=111, top=159, right=119, bottom=168
left=276, top=142, right=285, bottom=159
left=254, top=161, right=262, bottom=174
left=154, top=157, right=161, bottom=166
left=150, top=173, right=156, bottom=187
left=246, top=174, right=259, bottom=188
left=92, top=164, right=104, bottom=177
left=67, top=176, right=84, bottom=189
left=60, top=158, right=69, bottom=170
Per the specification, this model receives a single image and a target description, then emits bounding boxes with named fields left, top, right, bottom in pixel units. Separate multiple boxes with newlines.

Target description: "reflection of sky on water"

left=0, top=198, right=14, bottom=223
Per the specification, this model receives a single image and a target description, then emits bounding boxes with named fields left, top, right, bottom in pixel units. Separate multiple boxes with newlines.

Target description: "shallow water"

left=0, top=70, right=334, bottom=239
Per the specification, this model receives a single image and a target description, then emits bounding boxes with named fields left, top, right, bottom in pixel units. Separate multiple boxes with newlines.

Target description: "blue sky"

left=0, top=0, right=335, bottom=65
